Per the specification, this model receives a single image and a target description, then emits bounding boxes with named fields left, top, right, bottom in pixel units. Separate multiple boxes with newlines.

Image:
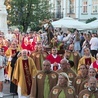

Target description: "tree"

left=86, top=17, right=97, bottom=23
left=5, top=0, right=52, bottom=32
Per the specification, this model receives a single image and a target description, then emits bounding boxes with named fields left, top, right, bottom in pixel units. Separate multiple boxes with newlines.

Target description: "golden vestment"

left=78, top=56, right=96, bottom=69
left=33, top=51, right=48, bottom=70
left=12, top=57, right=37, bottom=96
left=5, top=47, right=20, bottom=77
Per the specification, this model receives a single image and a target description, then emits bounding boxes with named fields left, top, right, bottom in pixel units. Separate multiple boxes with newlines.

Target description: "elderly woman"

left=49, top=72, right=76, bottom=98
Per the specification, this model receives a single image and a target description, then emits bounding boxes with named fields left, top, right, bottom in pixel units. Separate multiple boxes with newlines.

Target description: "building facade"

left=49, top=0, right=98, bottom=22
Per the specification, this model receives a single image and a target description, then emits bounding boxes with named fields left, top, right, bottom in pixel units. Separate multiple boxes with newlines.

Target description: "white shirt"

left=89, top=37, right=98, bottom=50
left=63, top=33, right=71, bottom=42
left=57, top=35, right=63, bottom=41
left=0, top=55, right=5, bottom=66
left=0, top=55, right=5, bottom=81
left=5, top=34, right=15, bottom=41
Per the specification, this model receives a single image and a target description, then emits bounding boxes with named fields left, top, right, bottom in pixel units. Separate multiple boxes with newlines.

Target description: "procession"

left=0, top=0, right=98, bottom=98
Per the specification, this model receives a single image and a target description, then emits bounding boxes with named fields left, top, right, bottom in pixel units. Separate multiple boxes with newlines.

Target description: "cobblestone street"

left=3, top=82, right=18, bottom=98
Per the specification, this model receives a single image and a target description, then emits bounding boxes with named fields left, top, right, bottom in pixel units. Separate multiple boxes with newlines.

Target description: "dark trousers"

left=90, top=50, right=98, bottom=58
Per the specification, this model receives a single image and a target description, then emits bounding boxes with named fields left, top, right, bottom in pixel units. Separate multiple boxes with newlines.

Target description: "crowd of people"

left=0, top=24, right=98, bottom=98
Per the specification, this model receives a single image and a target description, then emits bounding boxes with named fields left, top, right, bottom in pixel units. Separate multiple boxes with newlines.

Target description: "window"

left=56, top=0, right=61, bottom=18
left=69, top=0, right=75, bottom=14
left=82, top=0, right=88, bottom=13
left=92, top=0, right=98, bottom=13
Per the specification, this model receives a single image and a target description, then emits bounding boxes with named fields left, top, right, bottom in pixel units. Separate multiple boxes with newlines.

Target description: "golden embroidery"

left=74, top=52, right=77, bottom=56
left=53, top=89, right=58, bottom=94
left=51, top=74, right=56, bottom=79
left=68, top=73, right=73, bottom=78
left=24, top=63, right=31, bottom=87
left=36, top=54, right=40, bottom=58
left=84, top=83, right=88, bottom=88
left=76, top=79, right=81, bottom=84
left=43, top=54, right=47, bottom=58
left=83, top=94, right=89, bottom=98
left=37, top=74, right=43, bottom=79
left=32, top=53, right=35, bottom=56
left=68, top=89, right=73, bottom=94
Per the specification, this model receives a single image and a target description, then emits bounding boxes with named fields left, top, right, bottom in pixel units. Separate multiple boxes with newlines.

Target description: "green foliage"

left=5, top=0, right=52, bottom=32
left=86, top=17, right=97, bottom=23
left=17, top=25, right=24, bottom=32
